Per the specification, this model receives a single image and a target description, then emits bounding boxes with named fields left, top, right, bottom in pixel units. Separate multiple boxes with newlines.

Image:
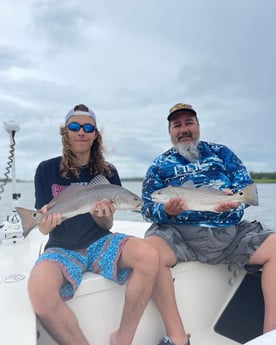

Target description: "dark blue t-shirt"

left=34, top=156, right=121, bottom=250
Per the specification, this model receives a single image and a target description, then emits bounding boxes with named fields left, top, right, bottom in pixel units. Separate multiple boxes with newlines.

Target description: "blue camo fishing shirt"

left=141, top=141, right=254, bottom=228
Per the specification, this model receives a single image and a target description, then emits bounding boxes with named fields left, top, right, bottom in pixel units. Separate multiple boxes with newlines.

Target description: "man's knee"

left=249, top=233, right=276, bottom=265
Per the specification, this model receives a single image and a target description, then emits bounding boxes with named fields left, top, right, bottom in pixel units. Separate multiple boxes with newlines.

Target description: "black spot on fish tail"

left=15, top=207, right=40, bottom=237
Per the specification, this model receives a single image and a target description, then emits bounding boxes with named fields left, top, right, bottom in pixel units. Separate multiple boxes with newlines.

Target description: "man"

left=28, top=104, right=159, bottom=345
left=141, top=103, right=276, bottom=345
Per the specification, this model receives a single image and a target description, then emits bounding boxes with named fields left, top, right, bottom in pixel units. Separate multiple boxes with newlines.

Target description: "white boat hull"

left=0, top=220, right=269, bottom=345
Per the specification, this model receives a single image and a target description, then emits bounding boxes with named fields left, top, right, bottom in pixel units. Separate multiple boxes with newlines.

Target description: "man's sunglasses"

left=67, top=122, right=96, bottom=133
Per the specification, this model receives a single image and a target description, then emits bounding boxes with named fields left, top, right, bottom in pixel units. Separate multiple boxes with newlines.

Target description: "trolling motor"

left=3, top=120, right=21, bottom=200
left=0, top=121, right=24, bottom=244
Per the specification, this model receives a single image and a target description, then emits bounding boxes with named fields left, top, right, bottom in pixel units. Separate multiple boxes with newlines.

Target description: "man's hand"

left=214, top=189, right=238, bottom=212
left=164, top=197, right=188, bottom=216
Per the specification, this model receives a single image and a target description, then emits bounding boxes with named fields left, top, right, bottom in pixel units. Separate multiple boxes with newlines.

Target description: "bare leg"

left=110, top=238, right=159, bottom=345
left=248, top=233, right=276, bottom=332
left=28, top=262, right=89, bottom=345
left=147, top=236, right=190, bottom=345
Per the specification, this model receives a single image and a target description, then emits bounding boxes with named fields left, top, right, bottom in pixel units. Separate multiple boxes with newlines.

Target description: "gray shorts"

left=145, top=220, right=276, bottom=269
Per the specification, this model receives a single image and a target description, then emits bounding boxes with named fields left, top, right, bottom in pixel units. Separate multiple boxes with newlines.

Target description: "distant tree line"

left=1, top=172, right=276, bottom=183
left=250, top=172, right=276, bottom=181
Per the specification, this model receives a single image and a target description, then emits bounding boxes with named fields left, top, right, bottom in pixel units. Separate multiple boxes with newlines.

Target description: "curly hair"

left=59, top=104, right=113, bottom=178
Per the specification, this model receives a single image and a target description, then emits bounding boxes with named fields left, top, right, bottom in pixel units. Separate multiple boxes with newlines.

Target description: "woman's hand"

left=90, top=199, right=116, bottom=230
left=38, top=205, right=62, bottom=235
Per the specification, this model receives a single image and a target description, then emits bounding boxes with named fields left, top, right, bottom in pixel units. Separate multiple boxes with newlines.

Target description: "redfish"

left=151, top=181, right=259, bottom=212
left=16, top=175, right=142, bottom=237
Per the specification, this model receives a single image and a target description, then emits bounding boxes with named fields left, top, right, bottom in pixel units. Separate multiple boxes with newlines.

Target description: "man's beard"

left=174, top=141, right=200, bottom=162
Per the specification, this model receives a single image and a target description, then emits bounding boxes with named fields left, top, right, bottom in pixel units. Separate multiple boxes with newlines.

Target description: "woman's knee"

left=146, top=235, right=177, bottom=266
left=139, top=240, right=160, bottom=268
left=122, top=238, right=160, bottom=273
left=28, top=264, right=63, bottom=314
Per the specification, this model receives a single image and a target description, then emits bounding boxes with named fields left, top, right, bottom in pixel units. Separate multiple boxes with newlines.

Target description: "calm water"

left=0, top=181, right=275, bottom=227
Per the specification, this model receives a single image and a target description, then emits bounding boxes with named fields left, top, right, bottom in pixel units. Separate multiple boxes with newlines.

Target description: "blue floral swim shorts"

left=35, top=233, right=131, bottom=300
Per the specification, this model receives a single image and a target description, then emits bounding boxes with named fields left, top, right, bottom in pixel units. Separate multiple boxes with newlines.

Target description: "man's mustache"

left=177, top=133, right=192, bottom=141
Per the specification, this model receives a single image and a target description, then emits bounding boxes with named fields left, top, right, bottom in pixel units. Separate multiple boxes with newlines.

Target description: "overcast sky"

left=0, top=0, right=275, bottom=181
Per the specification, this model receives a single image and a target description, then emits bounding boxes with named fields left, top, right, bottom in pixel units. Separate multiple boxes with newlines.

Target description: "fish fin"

left=88, top=175, right=110, bottom=186
left=47, top=184, right=90, bottom=209
left=181, top=180, right=195, bottom=188
left=47, top=176, right=110, bottom=210
left=239, top=183, right=259, bottom=206
left=15, top=207, right=41, bottom=237
left=197, top=185, right=227, bottom=195
left=182, top=181, right=229, bottom=196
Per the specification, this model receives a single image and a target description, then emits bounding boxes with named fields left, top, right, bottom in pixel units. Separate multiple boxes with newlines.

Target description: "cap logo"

left=168, top=102, right=196, bottom=120
left=170, top=103, right=194, bottom=113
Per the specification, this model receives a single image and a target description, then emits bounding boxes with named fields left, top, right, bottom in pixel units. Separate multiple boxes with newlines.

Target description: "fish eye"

left=239, top=191, right=244, bottom=196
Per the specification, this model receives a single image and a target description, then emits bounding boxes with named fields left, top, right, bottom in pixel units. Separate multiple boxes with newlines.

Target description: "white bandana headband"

left=65, top=108, right=97, bottom=124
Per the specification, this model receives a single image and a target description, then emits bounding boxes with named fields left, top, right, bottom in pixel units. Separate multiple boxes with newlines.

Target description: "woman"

left=28, top=104, right=159, bottom=345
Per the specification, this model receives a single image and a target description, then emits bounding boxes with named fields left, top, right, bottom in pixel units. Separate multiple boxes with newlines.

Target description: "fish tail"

left=15, top=207, right=40, bottom=237
left=240, top=184, right=259, bottom=206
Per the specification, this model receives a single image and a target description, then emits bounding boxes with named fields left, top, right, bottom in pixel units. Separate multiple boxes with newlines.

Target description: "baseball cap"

left=65, top=106, right=97, bottom=124
left=167, top=103, right=197, bottom=121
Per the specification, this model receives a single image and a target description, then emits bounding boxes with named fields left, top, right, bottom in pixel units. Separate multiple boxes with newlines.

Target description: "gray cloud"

left=0, top=0, right=276, bottom=181
left=0, top=45, right=30, bottom=70
left=29, top=1, right=92, bottom=52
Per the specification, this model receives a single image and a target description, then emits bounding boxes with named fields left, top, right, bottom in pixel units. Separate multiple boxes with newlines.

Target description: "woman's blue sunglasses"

left=67, top=122, right=96, bottom=133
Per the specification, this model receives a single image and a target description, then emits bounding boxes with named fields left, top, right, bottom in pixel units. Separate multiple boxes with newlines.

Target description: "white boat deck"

left=0, top=226, right=42, bottom=345
left=0, top=220, right=271, bottom=345
left=244, top=330, right=276, bottom=344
